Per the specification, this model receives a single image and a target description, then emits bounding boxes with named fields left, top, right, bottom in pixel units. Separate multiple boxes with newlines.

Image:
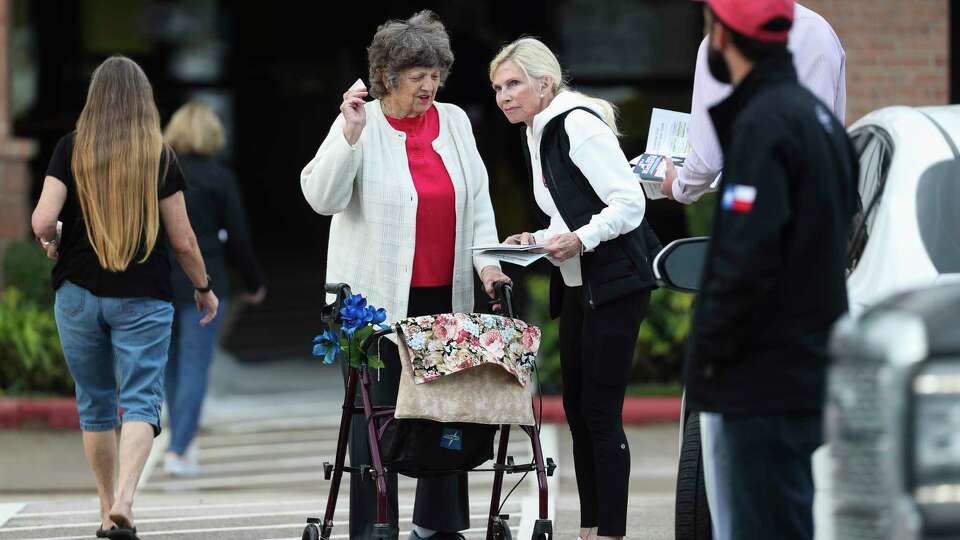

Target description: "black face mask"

left=707, top=43, right=732, bottom=85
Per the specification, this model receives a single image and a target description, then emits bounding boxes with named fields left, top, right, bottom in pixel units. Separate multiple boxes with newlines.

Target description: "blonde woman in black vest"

left=490, top=38, right=659, bottom=540
left=32, top=56, right=217, bottom=539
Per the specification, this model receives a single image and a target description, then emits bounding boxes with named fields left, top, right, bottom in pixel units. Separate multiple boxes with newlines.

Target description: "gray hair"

left=367, top=10, right=455, bottom=98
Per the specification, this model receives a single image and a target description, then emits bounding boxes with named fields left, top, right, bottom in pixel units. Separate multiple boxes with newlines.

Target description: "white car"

left=845, top=105, right=960, bottom=314
left=662, top=104, right=960, bottom=540
left=819, top=106, right=960, bottom=540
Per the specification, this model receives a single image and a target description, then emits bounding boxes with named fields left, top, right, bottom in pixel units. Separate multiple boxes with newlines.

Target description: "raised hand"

left=340, top=84, right=368, bottom=146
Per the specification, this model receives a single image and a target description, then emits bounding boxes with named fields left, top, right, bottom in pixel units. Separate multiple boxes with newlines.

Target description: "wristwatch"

left=195, top=274, right=213, bottom=294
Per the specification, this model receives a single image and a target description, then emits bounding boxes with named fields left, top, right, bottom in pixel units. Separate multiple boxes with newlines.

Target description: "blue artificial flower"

left=312, top=292, right=388, bottom=366
left=342, top=293, right=368, bottom=311
left=340, top=294, right=389, bottom=337
left=312, top=329, right=341, bottom=364
left=367, top=305, right=387, bottom=326
left=340, top=294, right=371, bottom=337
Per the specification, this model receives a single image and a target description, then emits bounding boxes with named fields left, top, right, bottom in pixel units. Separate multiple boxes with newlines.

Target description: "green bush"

left=0, top=287, right=73, bottom=396
left=632, top=288, right=694, bottom=382
left=524, top=274, right=562, bottom=394
left=3, top=239, right=55, bottom=307
left=684, top=192, right=718, bottom=237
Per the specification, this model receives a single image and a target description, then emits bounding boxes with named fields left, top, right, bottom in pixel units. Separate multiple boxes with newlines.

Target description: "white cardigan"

left=301, top=100, right=501, bottom=323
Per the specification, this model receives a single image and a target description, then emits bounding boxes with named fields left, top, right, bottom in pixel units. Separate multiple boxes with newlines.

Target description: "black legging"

left=344, top=286, right=470, bottom=538
left=559, top=285, right=650, bottom=537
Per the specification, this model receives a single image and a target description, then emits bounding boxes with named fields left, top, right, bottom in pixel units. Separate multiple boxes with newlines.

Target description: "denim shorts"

left=54, top=281, right=174, bottom=435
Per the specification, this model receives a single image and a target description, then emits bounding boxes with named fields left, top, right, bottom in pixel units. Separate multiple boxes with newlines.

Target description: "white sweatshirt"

left=526, top=91, right=647, bottom=287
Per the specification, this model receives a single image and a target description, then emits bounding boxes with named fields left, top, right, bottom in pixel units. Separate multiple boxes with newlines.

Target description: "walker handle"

left=492, top=282, right=515, bottom=318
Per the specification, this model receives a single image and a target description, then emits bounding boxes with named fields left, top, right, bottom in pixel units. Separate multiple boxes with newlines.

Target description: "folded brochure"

left=470, top=243, right=546, bottom=267
left=630, top=108, right=692, bottom=200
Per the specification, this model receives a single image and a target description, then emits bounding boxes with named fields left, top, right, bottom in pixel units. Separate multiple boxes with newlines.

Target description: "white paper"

left=630, top=108, right=692, bottom=200
left=349, top=78, right=366, bottom=91
left=470, top=243, right=544, bottom=252
left=471, top=243, right=546, bottom=267
left=641, top=183, right=666, bottom=200
left=485, top=251, right=547, bottom=267
left=646, top=108, right=692, bottom=159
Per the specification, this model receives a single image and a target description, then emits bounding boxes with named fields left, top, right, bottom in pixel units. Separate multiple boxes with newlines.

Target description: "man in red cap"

left=683, top=1, right=859, bottom=539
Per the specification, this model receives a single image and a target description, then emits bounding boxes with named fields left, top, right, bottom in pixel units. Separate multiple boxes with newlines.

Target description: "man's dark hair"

left=711, top=8, right=790, bottom=62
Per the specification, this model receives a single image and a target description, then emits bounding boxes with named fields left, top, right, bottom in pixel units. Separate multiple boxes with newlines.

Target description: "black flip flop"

left=96, top=525, right=139, bottom=540
left=104, top=513, right=140, bottom=540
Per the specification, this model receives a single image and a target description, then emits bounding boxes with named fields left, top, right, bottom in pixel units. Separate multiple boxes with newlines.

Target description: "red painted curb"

left=0, top=397, right=79, bottom=429
left=1, top=396, right=680, bottom=429
left=534, top=395, right=681, bottom=425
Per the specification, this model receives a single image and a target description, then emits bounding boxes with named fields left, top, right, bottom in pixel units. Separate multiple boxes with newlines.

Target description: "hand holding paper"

left=631, top=108, right=692, bottom=200
left=503, top=232, right=538, bottom=246
left=471, top=242, right=547, bottom=267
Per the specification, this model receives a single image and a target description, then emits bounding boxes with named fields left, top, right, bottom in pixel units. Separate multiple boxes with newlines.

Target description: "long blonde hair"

left=71, top=56, right=165, bottom=272
left=164, top=101, right=226, bottom=156
left=489, top=37, right=620, bottom=136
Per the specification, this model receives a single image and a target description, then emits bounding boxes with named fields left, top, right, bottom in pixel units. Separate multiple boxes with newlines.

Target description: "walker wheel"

left=493, top=515, right=512, bottom=540
left=302, top=522, right=320, bottom=540
left=531, top=518, right=552, bottom=539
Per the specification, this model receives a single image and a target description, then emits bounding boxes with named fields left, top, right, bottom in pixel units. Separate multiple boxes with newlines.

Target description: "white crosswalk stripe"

left=0, top=388, right=556, bottom=540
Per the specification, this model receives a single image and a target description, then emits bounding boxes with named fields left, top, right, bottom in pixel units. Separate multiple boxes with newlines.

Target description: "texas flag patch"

left=722, top=184, right=757, bottom=213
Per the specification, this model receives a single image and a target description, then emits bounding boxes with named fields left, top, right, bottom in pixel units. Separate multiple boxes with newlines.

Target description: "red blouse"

left=385, top=105, right=456, bottom=287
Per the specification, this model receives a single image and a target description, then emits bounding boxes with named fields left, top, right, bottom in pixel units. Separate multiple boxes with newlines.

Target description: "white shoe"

left=184, top=441, right=200, bottom=467
left=164, top=451, right=200, bottom=476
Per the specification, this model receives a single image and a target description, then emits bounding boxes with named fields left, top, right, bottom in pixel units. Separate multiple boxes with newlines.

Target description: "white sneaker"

left=164, top=451, right=200, bottom=477
left=184, top=441, right=200, bottom=467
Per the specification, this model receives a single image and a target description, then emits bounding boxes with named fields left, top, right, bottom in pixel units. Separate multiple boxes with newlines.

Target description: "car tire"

left=675, top=411, right=712, bottom=540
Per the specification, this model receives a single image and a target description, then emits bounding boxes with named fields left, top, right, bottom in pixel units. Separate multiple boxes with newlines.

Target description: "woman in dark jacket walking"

left=162, top=101, right=266, bottom=476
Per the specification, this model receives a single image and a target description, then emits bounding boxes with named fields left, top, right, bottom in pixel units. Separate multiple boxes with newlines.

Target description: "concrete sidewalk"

left=0, top=349, right=679, bottom=538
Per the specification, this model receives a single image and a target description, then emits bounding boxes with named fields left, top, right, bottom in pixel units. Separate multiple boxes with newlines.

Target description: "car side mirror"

left=653, top=237, right=709, bottom=293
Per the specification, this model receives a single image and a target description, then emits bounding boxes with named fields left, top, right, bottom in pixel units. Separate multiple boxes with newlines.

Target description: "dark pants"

left=345, top=286, right=469, bottom=539
left=559, top=285, right=650, bottom=537
left=707, top=412, right=823, bottom=540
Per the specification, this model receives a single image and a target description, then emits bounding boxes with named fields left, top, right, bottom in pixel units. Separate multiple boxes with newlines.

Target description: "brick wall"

left=800, top=0, right=950, bottom=124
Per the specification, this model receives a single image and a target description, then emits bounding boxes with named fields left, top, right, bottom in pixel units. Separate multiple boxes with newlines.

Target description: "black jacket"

left=169, top=154, right=265, bottom=305
left=684, top=52, right=859, bottom=415
left=524, top=108, right=661, bottom=318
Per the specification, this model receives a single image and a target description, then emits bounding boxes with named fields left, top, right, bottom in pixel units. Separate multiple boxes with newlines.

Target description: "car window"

left=916, top=158, right=960, bottom=273
left=848, top=127, right=894, bottom=272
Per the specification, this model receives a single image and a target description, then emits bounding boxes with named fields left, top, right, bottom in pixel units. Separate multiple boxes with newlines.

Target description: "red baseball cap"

left=701, top=0, right=794, bottom=43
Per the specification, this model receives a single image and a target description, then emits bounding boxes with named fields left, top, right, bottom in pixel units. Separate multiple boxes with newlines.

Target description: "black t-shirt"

left=45, top=132, right=186, bottom=300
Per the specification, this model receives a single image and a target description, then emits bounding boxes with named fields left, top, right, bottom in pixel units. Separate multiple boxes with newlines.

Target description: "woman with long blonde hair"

left=491, top=38, right=660, bottom=540
left=31, top=56, right=218, bottom=539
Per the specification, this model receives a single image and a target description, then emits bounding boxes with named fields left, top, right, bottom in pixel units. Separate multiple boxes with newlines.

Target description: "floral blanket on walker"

left=397, top=313, right=541, bottom=386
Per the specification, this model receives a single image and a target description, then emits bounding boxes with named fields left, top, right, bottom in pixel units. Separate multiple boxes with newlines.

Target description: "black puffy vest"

left=523, top=107, right=661, bottom=317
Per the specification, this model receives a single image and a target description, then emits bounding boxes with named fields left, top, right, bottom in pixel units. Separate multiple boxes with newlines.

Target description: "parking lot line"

left=21, top=514, right=514, bottom=540
left=0, top=504, right=25, bottom=528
